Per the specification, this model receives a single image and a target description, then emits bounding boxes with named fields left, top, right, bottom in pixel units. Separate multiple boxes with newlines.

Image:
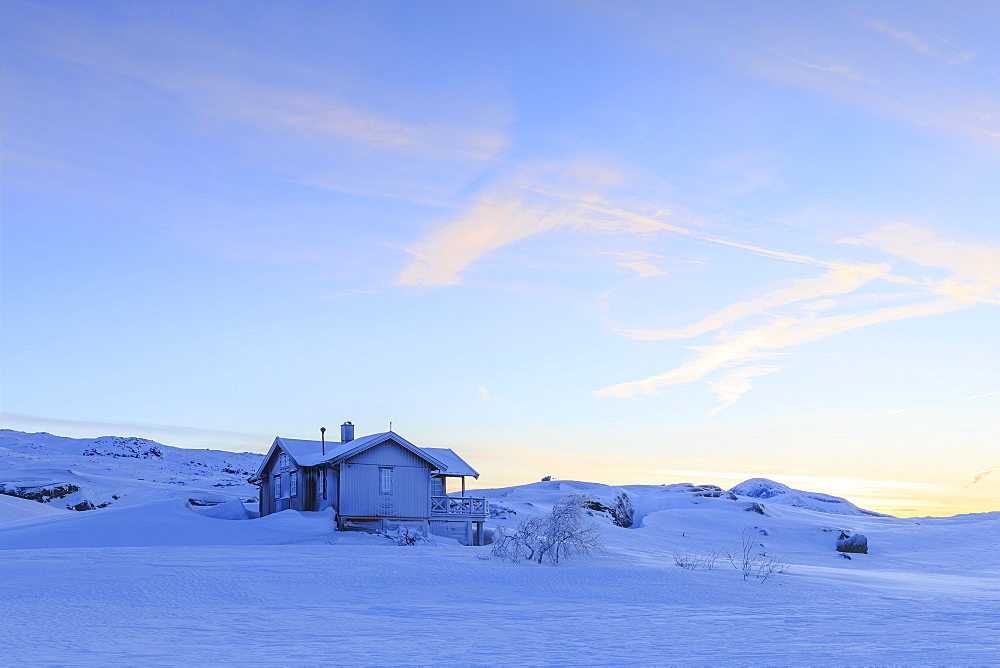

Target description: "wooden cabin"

left=251, top=423, right=488, bottom=545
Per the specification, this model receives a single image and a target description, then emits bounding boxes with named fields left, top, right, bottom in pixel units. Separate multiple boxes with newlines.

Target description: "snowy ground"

left=2, top=494, right=996, bottom=664
left=1, top=431, right=997, bottom=665
left=3, top=538, right=995, bottom=666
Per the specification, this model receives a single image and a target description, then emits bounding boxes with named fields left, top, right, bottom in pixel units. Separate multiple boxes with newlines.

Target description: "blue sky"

left=3, top=0, right=998, bottom=515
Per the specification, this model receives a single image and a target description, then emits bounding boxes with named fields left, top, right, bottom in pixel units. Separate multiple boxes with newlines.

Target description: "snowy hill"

left=0, top=429, right=263, bottom=512
left=0, top=435, right=996, bottom=665
left=729, top=477, right=890, bottom=516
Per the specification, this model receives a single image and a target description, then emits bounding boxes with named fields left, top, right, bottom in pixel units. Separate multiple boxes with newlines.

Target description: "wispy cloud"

left=843, top=223, right=1000, bottom=305
left=43, top=20, right=514, bottom=165
left=623, top=261, right=895, bottom=340
left=597, top=223, right=1000, bottom=408
left=477, top=385, right=497, bottom=402
left=784, top=56, right=880, bottom=86
left=603, top=251, right=667, bottom=278
left=596, top=295, right=965, bottom=399
left=868, top=20, right=974, bottom=64
left=743, top=39, right=1000, bottom=152
left=871, top=22, right=933, bottom=54
left=401, top=168, right=998, bottom=416
left=398, top=161, right=685, bottom=286
left=963, top=467, right=1000, bottom=488
left=36, top=28, right=512, bottom=204
left=706, top=366, right=780, bottom=417
left=962, top=390, right=1000, bottom=400
left=172, top=77, right=510, bottom=163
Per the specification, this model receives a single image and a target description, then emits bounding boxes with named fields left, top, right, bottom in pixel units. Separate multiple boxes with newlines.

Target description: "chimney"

left=341, top=421, right=354, bottom=442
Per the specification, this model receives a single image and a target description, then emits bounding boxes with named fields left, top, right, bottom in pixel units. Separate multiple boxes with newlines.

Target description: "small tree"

left=491, top=493, right=602, bottom=564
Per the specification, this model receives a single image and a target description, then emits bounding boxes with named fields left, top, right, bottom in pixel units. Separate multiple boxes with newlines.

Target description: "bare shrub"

left=491, top=493, right=602, bottom=564
left=724, top=528, right=789, bottom=581
left=673, top=549, right=699, bottom=569
left=673, top=548, right=724, bottom=570
left=387, top=526, right=431, bottom=546
left=755, top=554, right=789, bottom=581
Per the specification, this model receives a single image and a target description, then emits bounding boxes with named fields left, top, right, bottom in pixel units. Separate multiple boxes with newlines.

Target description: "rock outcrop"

left=836, top=532, right=868, bottom=554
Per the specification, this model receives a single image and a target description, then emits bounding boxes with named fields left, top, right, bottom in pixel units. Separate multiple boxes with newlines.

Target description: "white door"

left=378, top=467, right=394, bottom=516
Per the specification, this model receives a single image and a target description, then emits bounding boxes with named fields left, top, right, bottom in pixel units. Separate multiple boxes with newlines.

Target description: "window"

left=277, top=452, right=289, bottom=470
left=320, top=470, right=327, bottom=500
left=273, top=475, right=281, bottom=499
left=379, top=467, right=393, bottom=494
left=290, top=473, right=297, bottom=497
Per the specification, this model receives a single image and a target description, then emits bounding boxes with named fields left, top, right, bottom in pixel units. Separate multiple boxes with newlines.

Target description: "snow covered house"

left=251, top=423, right=488, bottom=545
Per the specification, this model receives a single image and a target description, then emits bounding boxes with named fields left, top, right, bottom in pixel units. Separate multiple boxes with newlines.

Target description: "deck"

left=431, top=495, right=489, bottom=519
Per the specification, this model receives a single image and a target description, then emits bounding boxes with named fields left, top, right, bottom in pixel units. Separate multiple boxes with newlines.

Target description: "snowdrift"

left=0, top=499, right=391, bottom=549
left=0, top=493, right=70, bottom=523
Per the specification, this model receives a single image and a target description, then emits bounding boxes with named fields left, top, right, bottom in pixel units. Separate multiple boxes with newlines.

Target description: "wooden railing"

left=431, top=495, right=489, bottom=518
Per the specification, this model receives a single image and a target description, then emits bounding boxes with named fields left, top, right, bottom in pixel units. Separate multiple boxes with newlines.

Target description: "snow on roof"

left=268, top=432, right=453, bottom=472
left=274, top=436, right=364, bottom=467
left=422, top=447, right=479, bottom=478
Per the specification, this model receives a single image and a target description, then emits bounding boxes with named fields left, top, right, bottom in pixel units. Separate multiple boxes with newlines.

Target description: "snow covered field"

left=1, top=431, right=997, bottom=665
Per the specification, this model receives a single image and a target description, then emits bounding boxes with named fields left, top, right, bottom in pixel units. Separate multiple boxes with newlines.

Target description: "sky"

left=2, top=0, right=998, bottom=516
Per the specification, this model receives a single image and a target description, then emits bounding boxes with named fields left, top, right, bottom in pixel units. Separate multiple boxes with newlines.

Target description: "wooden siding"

left=260, top=448, right=303, bottom=513
left=313, top=466, right=338, bottom=512
left=346, top=440, right=429, bottom=467
left=328, top=467, right=339, bottom=512
left=340, top=462, right=379, bottom=516
left=339, top=462, right=430, bottom=519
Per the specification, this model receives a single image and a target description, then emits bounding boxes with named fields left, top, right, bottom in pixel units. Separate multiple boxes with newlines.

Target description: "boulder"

left=836, top=533, right=868, bottom=554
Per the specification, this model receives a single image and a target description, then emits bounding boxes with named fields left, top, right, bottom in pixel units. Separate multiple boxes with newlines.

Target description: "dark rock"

left=836, top=533, right=868, bottom=554
left=693, top=490, right=739, bottom=500
left=745, top=502, right=766, bottom=515
left=583, top=500, right=612, bottom=513
left=0, top=483, right=80, bottom=503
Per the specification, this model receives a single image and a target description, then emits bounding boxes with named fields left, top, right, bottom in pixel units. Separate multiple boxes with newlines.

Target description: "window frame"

left=379, top=466, right=393, bottom=495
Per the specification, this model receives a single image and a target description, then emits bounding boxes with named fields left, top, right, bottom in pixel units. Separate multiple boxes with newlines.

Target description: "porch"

left=431, top=495, right=489, bottom=519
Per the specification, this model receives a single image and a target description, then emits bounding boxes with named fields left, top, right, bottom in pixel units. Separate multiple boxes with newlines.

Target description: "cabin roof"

left=255, top=431, right=462, bottom=476
left=423, top=447, right=479, bottom=478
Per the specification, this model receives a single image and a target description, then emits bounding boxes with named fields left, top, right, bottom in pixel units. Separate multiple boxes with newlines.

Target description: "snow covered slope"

left=0, top=429, right=263, bottom=511
left=0, top=493, right=71, bottom=523
left=1, top=429, right=996, bottom=664
left=730, top=477, right=890, bottom=516
left=0, top=473, right=996, bottom=665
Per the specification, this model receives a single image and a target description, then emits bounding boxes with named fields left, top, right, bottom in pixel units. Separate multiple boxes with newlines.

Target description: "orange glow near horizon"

left=462, top=448, right=999, bottom=518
